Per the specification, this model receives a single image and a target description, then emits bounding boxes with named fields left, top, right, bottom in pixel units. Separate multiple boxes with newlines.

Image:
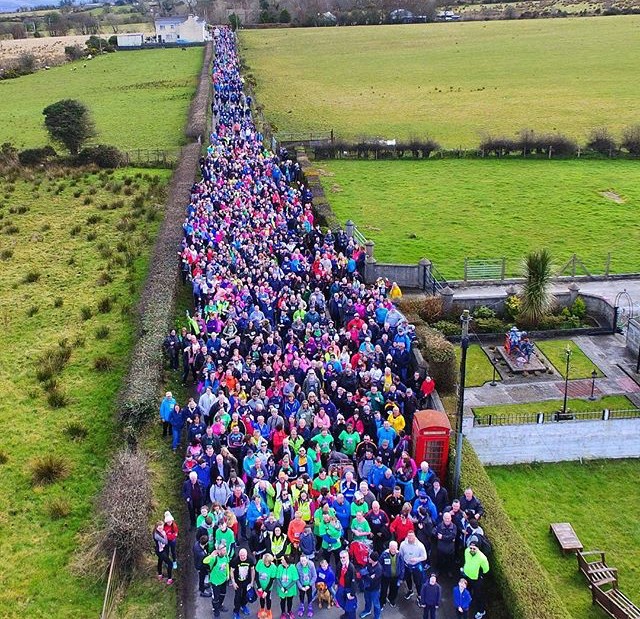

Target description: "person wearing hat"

left=160, top=392, right=176, bottom=438
left=360, top=551, right=382, bottom=619
left=163, top=511, right=179, bottom=569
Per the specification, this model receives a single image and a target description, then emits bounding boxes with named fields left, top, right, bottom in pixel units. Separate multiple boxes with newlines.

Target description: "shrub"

left=93, top=355, right=115, bottom=372
left=35, top=343, right=72, bottom=382
left=77, top=145, right=125, bottom=168
left=73, top=334, right=86, bottom=348
left=97, top=296, right=112, bottom=314
left=415, top=295, right=444, bottom=324
left=432, top=320, right=462, bottom=336
left=65, top=44, right=85, bottom=61
left=586, top=127, right=617, bottom=156
left=504, top=295, right=521, bottom=321
left=95, top=325, right=110, bottom=340
left=570, top=296, right=587, bottom=320
left=18, top=146, right=57, bottom=166
left=0, top=249, right=13, bottom=260
left=480, top=135, right=517, bottom=157
left=474, top=317, right=508, bottom=334
left=473, top=305, right=496, bottom=320
left=415, top=325, right=457, bottom=394
left=70, top=224, right=82, bottom=237
left=53, top=296, right=64, bottom=308
left=86, top=214, right=102, bottom=225
left=86, top=231, right=97, bottom=242
left=47, top=497, right=71, bottom=519
left=30, top=454, right=70, bottom=485
left=47, top=386, right=69, bottom=408
left=537, top=314, right=564, bottom=330
left=458, top=439, right=572, bottom=619
left=26, top=305, right=39, bottom=317
left=96, top=272, right=113, bottom=286
left=621, top=125, right=640, bottom=155
left=4, top=224, right=18, bottom=235
left=23, top=270, right=40, bottom=283
left=80, top=305, right=93, bottom=321
left=64, top=421, right=88, bottom=441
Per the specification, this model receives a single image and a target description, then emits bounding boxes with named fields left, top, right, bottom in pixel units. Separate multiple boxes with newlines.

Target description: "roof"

left=412, top=409, right=452, bottom=431
left=154, top=15, right=205, bottom=25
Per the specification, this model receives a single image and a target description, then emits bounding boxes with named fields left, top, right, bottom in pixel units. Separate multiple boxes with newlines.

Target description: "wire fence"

left=100, top=549, right=123, bottom=619
left=123, top=148, right=183, bottom=168
left=473, top=407, right=640, bottom=427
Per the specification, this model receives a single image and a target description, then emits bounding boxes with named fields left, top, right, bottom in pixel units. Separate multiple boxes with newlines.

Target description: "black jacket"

left=193, top=540, right=207, bottom=570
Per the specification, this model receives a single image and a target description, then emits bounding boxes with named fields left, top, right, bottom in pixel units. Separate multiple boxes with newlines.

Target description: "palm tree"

left=520, top=249, right=554, bottom=326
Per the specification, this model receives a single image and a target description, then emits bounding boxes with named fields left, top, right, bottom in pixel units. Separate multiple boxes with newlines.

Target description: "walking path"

left=464, top=334, right=640, bottom=411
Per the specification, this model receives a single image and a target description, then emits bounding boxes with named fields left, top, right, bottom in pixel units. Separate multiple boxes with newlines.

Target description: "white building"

left=154, top=15, right=208, bottom=44
left=116, top=33, right=144, bottom=47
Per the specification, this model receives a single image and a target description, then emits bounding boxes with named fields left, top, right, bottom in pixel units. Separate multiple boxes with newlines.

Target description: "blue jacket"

left=247, top=500, right=269, bottom=529
left=379, top=549, right=405, bottom=580
left=420, top=582, right=441, bottom=607
left=194, top=464, right=211, bottom=489
left=160, top=397, right=176, bottom=422
left=299, top=530, right=316, bottom=557
left=169, top=408, right=186, bottom=430
left=377, top=426, right=396, bottom=446
left=412, top=496, right=438, bottom=523
left=453, top=586, right=472, bottom=610
left=316, top=565, right=336, bottom=589
left=368, top=464, right=390, bottom=488
left=333, top=501, right=351, bottom=532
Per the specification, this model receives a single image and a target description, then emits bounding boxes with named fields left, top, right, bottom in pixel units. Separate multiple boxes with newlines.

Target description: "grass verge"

left=455, top=344, right=501, bottom=387
left=536, top=339, right=604, bottom=379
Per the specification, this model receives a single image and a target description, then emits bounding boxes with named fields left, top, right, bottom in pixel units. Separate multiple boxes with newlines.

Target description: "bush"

left=47, top=386, right=69, bottom=408
left=30, top=454, right=70, bottom=485
left=474, top=317, right=508, bottom=334
left=480, top=135, right=517, bottom=157
left=53, top=296, right=64, bottom=308
left=504, top=295, right=521, bottom=321
left=432, top=320, right=462, bottom=336
left=26, top=305, right=39, bottom=317
left=0, top=450, right=8, bottom=464
left=0, top=249, right=13, bottom=260
left=570, top=296, right=587, bottom=319
left=76, top=145, right=125, bottom=168
left=97, top=296, right=112, bottom=314
left=93, top=355, right=114, bottom=371
left=47, top=497, right=71, bottom=519
left=64, top=421, right=88, bottom=441
left=35, top=342, right=72, bottom=382
left=458, top=439, right=572, bottom=619
left=64, top=44, right=85, bottom=61
left=537, top=314, right=564, bottom=330
left=18, top=146, right=57, bottom=166
left=473, top=305, right=496, bottom=320
left=80, top=305, right=93, bottom=321
left=415, top=325, right=458, bottom=394
left=621, top=124, right=640, bottom=156
left=70, top=224, right=82, bottom=237
left=86, top=214, right=102, bottom=225
left=23, top=270, right=40, bottom=284
left=586, top=127, right=617, bottom=156
left=95, top=325, right=110, bottom=340
left=414, top=295, right=444, bottom=324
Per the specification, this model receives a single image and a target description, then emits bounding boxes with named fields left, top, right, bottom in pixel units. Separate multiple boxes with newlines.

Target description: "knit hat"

left=164, top=511, right=174, bottom=524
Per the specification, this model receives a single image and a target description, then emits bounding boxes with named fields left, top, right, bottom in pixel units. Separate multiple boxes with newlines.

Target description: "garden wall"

left=364, top=259, right=430, bottom=289
left=627, top=318, right=640, bottom=356
left=464, top=417, right=640, bottom=465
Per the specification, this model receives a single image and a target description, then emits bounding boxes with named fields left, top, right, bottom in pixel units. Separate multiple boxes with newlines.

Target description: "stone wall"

left=627, top=319, right=640, bottom=357
left=464, top=417, right=640, bottom=465
left=364, top=260, right=430, bottom=289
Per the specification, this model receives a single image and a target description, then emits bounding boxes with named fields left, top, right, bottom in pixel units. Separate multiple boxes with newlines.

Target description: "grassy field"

left=318, top=158, right=640, bottom=277
left=473, top=394, right=634, bottom=419
left=456, top=344, right=500, bottom=387
left=241, top=16, right=640, bottom=147
left=536, top=339, right=604, bottom=379
left=488, top=459, right=640, bottom=619
left=0, top=168, right=177, bottom=618
left=0, top=47, right=203, bottom=151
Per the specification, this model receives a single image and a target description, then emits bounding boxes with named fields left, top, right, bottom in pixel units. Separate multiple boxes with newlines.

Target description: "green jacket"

left=256, top=560, right=277, bottom=592
left=276, top=564, right=299, bottom=598
left=463, top=548, right=490, bottom=580
left=203, top=552, right=230, bottom=585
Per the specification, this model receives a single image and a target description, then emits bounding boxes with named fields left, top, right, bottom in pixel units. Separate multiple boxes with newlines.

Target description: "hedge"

left=414, top=324, right=457, bottom=394
left=185, top=42, right=213, bottom=142
left=458, top=439, right=572, bottom=619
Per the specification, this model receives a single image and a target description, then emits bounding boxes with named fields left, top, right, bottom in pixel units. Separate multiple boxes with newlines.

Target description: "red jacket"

left=390, top=515, right=414, bottom=544
left=164, top=520, right=179, bottom=542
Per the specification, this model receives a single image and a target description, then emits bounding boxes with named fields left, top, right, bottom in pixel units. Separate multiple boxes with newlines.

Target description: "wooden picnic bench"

left=577, top=550, right=618, bottom=585
left=550, top=522, right=583, bottom=554
left=591, top=577, right=640, bottom=619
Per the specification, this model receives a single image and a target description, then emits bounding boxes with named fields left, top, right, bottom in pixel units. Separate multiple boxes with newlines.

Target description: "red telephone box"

left=412, top=409, right=452, bottom=482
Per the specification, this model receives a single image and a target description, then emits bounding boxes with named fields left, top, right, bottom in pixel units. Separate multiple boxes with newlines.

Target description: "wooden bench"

left=577, top=550, right=618, bottom=585
left=550, top=522, right=583, bottom=554
left=591, top=577, right=640, bottom=619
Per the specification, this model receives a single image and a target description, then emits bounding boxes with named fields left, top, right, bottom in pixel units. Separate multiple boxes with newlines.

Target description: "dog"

left=316, top=582, right=332, bottom=609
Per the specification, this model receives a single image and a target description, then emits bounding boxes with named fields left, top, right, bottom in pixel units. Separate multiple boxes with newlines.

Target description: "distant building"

left=116, top=33, right=145, bottom=47
left=436, top=10, right=461, bottom=21
left=154, top=15, right=208, bottom=43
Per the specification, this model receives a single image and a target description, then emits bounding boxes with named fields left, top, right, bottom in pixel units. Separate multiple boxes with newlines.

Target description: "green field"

left=318, top=159, right=640, bottom=277
left=536, top=339, right=604, bottom=379
left=456, top=344, right=500, bottom=387
left=0, top=47, right=203, bottom=151
left=488, top=459, right=640, bottom=619
left=241, top=17, right=640, bottom=147
left=0, top=169, right=176, bottom=618
left=473, top=394, right=634, bottom=420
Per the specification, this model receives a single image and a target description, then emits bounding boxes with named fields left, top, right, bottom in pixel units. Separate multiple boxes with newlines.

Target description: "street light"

left=561, top=345, right=572, bottom=416
left=453, top=309, right=471, bottom=497
left=588, top=369, right=598, bottom=400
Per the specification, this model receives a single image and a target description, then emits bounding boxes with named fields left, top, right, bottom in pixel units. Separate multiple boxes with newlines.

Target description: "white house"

left=154, top=15, right=207, bottom=43
left=116, top=33, right=144, bottom=47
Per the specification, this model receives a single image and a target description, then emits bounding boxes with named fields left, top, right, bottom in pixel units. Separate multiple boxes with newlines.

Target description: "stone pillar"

left=419, top=258, right=431, bottom=292
left=568, top=282, right=580, bottom=304
left=365, top=240, right=375, bottom=260
left=505, top=284, right=518, bottom=297
left=441, top=285, right=454, bottom=313
left=345, top=219, right=355, bottom=238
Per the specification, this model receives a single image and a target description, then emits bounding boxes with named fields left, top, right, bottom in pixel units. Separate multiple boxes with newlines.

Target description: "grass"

left=455, top=344, right=501, bottom=387
left=536, top=339, right=604, bottom=379
left=241, top=17, right=640, bottom=147
left=0, top=168, right=172, bottom=618
left=473, top=394, right=634, bottom=418
left=488, top=459, right=640, bottom=619
left=0, top=47, right=203, bottom=151
left=317, top=158, right=640, bottom=277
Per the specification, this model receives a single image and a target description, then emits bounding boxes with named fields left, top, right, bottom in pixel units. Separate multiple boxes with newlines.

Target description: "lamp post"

left=453, top=309, right=471, bottom=497
left=561, top=345, right=572, bottom=416
left=588, top=369, right=597, bottom=401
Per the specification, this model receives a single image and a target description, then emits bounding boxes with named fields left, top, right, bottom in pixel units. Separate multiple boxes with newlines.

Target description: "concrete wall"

left=627, top=319, right=640, bottom=357
left=463, top=418, right=640, bottom=465
left=365, top=261, right=427, bottom=289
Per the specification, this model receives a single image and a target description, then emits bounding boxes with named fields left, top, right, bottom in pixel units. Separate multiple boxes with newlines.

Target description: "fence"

left=100, top=549, right=122, bottom=619
left=123, top=148, right=181, bottom=168
left=473, top=407, right=640, bottom=427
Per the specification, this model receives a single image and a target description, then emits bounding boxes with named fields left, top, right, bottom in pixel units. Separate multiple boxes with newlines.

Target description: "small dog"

left=316, top=582, right=332, bottom=609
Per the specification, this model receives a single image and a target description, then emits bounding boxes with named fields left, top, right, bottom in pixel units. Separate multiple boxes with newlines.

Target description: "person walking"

left=453, top=578, right=472, bottom=619
left=163, top=511, right=179, bottom=569
left=153, top=521, right=174, bottom=585
left=276, top=554, right=299, bottom=619
left=461, top=540, right=490, bottom=619
left=336, top=550, right=357, bottom=619
left=204, top=543, right=231, bottom=618
left=160, top=391, right=176, bottom=438
left=230, top=547, right=256, bottom=619
left=420, top=573, right=442, bottom=619
left=360, top=551, right=382, bottom=619
left=256, top=553, right=278, bottom=619
left=379, top=541, right=405, bottom=608
left=182, top=471, right=206, bottom=528
left=399, top=531, right=427, bottom=600
left=296, top=554, right=317, bottom=617
left=194, top=534, right=212, bottom=597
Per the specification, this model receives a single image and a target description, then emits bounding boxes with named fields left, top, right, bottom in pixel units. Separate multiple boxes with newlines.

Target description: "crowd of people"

left=155, top=27, right=491, bottom=619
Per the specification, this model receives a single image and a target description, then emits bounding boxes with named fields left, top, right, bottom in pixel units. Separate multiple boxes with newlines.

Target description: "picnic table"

left=550, top=522, right=583, bottom=554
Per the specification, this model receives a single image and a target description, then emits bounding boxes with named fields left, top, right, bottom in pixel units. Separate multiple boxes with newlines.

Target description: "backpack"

left=474, top=533, right=492, bottom=557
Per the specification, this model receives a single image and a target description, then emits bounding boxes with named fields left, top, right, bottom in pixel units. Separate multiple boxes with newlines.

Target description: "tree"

left=43, top=100, right=97, bottom=156
left=520, top=249, right=554, bottom=326
left=586, top=127, right=617, bottom=156
left=621, top=124, right=640, bottom=156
